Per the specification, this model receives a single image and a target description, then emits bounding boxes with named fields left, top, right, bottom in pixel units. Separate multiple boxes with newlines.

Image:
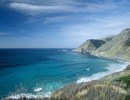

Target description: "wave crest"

left=77, top=62, right=129, bottom=83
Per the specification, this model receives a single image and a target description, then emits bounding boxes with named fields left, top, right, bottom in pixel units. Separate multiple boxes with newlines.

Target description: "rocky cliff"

left=74, top=39, right=105, bottom=53
left=75, top=28, right=130, bottom=61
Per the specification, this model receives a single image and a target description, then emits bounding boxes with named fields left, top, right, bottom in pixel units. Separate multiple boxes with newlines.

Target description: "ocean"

left=0, top=48, right=128, bottom=98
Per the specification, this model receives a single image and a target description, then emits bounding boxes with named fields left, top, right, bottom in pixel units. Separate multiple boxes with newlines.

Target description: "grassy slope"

left=75, top=28, right=130, bottom=62
left=94, top=29, right=130, bottom=61
left=51, top=70, right=130, bottom=100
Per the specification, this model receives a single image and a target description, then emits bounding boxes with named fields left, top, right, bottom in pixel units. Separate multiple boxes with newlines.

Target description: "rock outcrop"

left=74, top=39, right=105, bottom=53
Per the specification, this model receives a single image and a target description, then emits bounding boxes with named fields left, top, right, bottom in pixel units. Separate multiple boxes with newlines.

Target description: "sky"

left=0, top=0, right=130, bottom=48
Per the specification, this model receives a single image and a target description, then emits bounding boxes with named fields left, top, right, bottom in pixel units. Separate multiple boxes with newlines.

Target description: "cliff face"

left=75, top=28, right=130, bottom=61
left=51, top=67, right=130, bottom=100
left=74, top=39, right=105, bottom=53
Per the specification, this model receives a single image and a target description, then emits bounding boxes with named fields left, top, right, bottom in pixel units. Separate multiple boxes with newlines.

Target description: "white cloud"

left=2, top=0, right=130, bottom=48
left=43, top=16, right=73, bottom=24
left=9, top=3, right=79, bottom=15
left=9, top=0, right=81, bottom=6
left=9, top=1, right=119, bottom=16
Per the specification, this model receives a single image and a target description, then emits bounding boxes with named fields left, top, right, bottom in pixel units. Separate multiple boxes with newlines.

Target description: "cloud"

left=0, top=32, right=8, bottom=35
left=8, top=0, right=129, bottom=26
left=58, top=13, right=130, bottom=47
left=43, top=16, right=74, bottom=24
left=9, top=0, right=120, bottom=16
left=9, top=0, right=81, bottom=6
left=1, top=0, right=130, bottom=48
left=9, top=2, right=79, bottom=15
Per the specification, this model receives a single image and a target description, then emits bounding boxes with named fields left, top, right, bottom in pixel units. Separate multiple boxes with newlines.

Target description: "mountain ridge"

left=74, top=28, right=130, bottom=61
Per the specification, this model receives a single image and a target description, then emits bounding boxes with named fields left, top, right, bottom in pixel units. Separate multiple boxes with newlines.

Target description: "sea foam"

left=34, top=87, right=42, bottom=92
left=6, top=82, right=63, bottom=99
left=86, top=68, right=90, bottom=71
left=77, top=62, right=129, bottom=83
left=6, top=92, right=51, bottom=99
left=62, top=50, right=67, bottom=51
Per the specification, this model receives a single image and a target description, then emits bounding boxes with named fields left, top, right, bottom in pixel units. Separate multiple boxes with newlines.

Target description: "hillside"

left=51, top=65, right=130, bottom=100
left=101, top=35, right=115, bottom=42
left=74, top=39, right=105, bottom=53
left=94, top=28, right=130, bottom=61
left=75, top=28, right=130, bottom=61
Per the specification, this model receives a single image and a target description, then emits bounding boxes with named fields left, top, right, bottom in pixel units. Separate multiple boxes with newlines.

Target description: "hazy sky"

left=0, top=0, right=130, bottom=48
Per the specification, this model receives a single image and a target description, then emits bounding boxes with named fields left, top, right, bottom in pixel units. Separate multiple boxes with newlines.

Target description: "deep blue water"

left=0, top=49, right=126, bottom=98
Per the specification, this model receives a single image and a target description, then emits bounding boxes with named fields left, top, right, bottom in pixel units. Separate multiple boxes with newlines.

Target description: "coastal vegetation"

left=51, top=66, right=130, bottom=100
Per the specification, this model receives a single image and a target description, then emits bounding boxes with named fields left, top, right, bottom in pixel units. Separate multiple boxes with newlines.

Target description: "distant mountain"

left=74, top=28, right=130, bottom=61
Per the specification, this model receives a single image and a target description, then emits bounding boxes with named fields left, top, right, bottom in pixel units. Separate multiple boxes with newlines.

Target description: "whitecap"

left=44, top=91, right=52, bottom=97
left=34, top=87, right=42, bottom=92
left=62, top=50, right=67, bottom=51
left=6, top=92, right=51, bottom=100
left=77, top=62, right=129, bottom=83
left=86, top=68, right=90, bottom=71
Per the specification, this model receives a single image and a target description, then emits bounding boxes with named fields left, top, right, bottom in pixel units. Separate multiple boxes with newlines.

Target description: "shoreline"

left=76, top=61, right=129, bottom=83
left=5, top=55, right=130, bottom=100
left=73, top=51, right=130, bottom=83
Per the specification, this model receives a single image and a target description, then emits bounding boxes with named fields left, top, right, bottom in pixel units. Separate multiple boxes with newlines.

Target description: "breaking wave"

left=77, top=62, right=129, bottom=83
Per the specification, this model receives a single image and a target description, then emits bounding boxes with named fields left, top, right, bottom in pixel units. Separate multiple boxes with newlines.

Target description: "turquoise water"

left=0, top=49, right=127, bottom=98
